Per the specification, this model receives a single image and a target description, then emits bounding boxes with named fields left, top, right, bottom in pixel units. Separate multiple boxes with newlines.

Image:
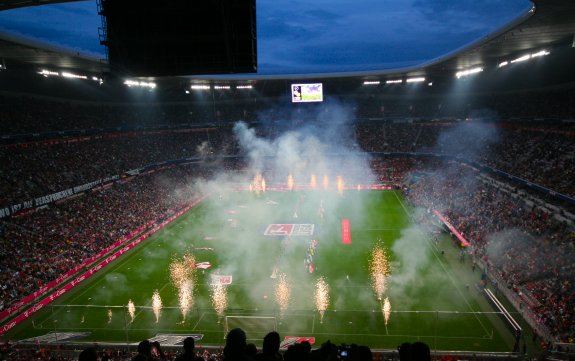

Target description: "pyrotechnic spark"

left=127, top=299, right=136, bottom=323
left=170, top=254, right=196, bottom=320
left=178, top=280, right=193, bottom=321
left=311, top=174, right=317, bottom=189
left=170, top=259, right=189, bottom=287
left=152, top=289, right=162, bottom=323
left=314, top=277, right=330, bottom=323
left=251, top=173, right=265, bottom=195
left=322, top=175, right=329, bottom=190
left=211, top=283, right=228, bottom=317
left=369, top=244, right=390, bottom=301
left=337, top=176, right=344, bottom=194
left=287, top=174, right=294, bottom=191
left=182, top=253, right=197, bottom=273
left=107, top=308, right=112, bottom=324
left=383, top=297, right=391, bottom=325
left=275, top=273, right=291, bottom=316
left=357, top=184, right=361, bottom=191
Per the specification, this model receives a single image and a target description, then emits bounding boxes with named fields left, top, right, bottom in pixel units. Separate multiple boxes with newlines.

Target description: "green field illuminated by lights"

left=6, top=190, right=517, bottom=352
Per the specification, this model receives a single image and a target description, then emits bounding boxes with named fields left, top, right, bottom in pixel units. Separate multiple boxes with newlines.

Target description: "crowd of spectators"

left=357, top=121, right=575, bottom=197
left=1, top=118, right=573, bottom=210
left=0, top=88, right=574, bottom=351
left=1, top=328, right=425, bottom=361
left=403, top=162, right=575, bottom=343
left=0, top=129, right=235, bottom=208
left=0, top=165, right=204, bottom=314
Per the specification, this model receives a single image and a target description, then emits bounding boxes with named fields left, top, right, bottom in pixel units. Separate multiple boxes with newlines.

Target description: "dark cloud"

left=412, top=0, right=531, bottom=34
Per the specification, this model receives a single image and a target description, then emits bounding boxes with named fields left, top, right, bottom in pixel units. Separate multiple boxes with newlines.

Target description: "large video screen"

left=291, top=83, right=323, bottom=103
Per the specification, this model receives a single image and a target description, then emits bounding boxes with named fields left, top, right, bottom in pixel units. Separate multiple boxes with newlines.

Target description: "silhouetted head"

left=78, top=347, right=98, bottom=361
left=137, top=339, right=152, bottom=356
left=411, top=342, right=431, bottom=361
left=246, top=343, right=258, bottom=357
left=398, top=342, right=431, bottom=361
left=224, top=328, right=247, bottom=358
left=262, top=331, right=280, bottom=354
left=183, top=337, right=195, bottom=353
left=398, top=342, right=412, bottom=361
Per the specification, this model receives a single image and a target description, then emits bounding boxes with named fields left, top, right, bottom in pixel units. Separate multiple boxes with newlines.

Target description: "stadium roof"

left=0, top=0, right=573, bottom=80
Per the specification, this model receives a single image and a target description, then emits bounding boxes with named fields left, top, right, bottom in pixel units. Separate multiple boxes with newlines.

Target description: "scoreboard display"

left=291, top=83, right=323, bottom=103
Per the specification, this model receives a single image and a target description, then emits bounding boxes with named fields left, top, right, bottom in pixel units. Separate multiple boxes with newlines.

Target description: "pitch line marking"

left=192, top=311, right=206, bottom=330
left=392, top=191, right=492, bottom=338
left=44, top=237, right=170, bottom=326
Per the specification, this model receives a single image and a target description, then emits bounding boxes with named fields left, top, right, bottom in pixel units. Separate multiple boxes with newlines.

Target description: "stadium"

left=0, top=0, right=574, bottom=360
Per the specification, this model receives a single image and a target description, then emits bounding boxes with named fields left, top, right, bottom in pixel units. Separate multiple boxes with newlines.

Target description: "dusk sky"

left=0, top=0, right=531, bottom=75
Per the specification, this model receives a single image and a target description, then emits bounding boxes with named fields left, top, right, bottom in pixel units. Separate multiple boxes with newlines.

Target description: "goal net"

left=224, top=315, right=277, bottom=340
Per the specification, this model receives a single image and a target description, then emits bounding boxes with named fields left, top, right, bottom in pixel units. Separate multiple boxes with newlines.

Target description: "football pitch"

left=6, top=190, right=518, bottom=352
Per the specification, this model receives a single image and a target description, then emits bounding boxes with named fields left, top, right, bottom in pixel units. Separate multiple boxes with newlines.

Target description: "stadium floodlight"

left=455, top=67, right=483, bottom=79
left=236, top=85, right=253, bottom=89
left=531, top=50, right=550, bottom=58
left=124, top=80, right=156, bottom=89
left=214, top=85, right=231, bottom=90
left=363, top=80, right=380, bottom=85
left=498, top=61, right=509, bottom=68
left=62, top=72, right=88, bottom=79
left=406, top=77, right=425, bottom=83
left=385, top=79, right=402, bottom=84
left=191, top=84, right=210, bottom=90
left=91, top=76, right=104, bottom=85
left=38, top=69, right=59, bottom=77
left=510, top=54, right=530, bottom=63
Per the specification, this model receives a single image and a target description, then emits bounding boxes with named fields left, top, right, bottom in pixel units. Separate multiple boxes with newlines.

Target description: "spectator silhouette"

left=175, top=337, right=201, bottom=361
left=152, top=341, right=167, bottom=360
left=246, top=343, right=258, bottom=358
left=78, top=347, right=98, bottom=361
left=224, top=328, right=251, bottom=360
left=132, top=339, right=152, bottom=361
left=348, top=345, right=372, bottom=361
left=255, top=331, right=282, bottom=361
left=284, top=342, right=310, bottom=361
left=398, top=342, right=431, bottom=361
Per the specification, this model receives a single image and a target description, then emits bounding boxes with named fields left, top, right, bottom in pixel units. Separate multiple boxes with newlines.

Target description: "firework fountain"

left=127, top=299, right=136, bottom=323
left=369, top=244, right=390, bottom=301
left=170, top=253, right=196, bottom=322
left=311, top=174, right=317, bottom=189
left=152, top=290, right=162, bottom=323
left=337, top=176, right=344, bottom=195
left=275, top=273, right=291, bottom=318
left=369, top=243, right=392, bottom=327
left=322, top=175, right=329, bottom=190
left=314, top=277, right=330, bottom=323
left=383, top=297, right=391, bottom=330
left=287, top=174, right=294, bottom=191
left=211, top=283, right=228, bottom=318
left=178, top=281, right=193, bottom=322
left=251, top=173, right=266, bottom=195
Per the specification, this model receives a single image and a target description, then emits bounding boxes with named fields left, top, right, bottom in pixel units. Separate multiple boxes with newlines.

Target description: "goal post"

left=224, top=315, right=277, bottom=339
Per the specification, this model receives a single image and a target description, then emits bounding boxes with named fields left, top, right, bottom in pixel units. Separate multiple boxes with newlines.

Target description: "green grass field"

left=6, top=190, right=518, bottom=352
